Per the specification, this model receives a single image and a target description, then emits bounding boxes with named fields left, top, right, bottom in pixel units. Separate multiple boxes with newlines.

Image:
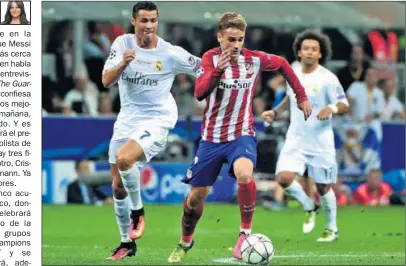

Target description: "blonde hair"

left=218, top=12, right=247, bottom=32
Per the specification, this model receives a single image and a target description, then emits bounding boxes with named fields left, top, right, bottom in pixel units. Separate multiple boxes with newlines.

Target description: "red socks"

left=181, top=196, right=204, bottom=243
left=180, top=179, right=255, bottom=242
left=238, top=180, right=256, bottom=230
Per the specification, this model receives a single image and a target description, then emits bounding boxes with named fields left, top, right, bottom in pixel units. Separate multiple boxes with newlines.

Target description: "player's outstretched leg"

left=277, top=172, right=319, bottom=233
left=116, top=140, right=146, bottom=241
left=316, top=184, right=338, bottom=242
left=107, top=164, right=136, bottom=260
left=233, top=158, right=256, bottom=259
left=168, top=187, right=209, bottom=263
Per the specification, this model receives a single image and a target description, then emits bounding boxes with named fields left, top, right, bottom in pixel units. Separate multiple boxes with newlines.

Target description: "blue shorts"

left=182, top=136, right=257, bottom=187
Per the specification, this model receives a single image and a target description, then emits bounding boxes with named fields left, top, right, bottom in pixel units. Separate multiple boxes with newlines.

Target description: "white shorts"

left=276, top=150, right=338, bottom=184
left=108, top=126, right=168, bottom=165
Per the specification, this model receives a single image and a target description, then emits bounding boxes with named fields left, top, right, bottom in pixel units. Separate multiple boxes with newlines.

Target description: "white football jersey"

left=103, top=34, right=201, bottom=140
left=285, top=65, right=349, bottom=156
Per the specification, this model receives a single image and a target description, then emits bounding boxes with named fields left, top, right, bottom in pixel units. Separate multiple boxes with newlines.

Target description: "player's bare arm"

left=261, top=95, right=290, bottom=123
left=102, top=49, right=136, bottom=88
left=194, top=49, right=231, bottom=101
left=317, top=102, right=349, bottom=121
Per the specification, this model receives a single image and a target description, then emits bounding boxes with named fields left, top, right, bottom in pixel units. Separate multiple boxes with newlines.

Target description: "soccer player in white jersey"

left=101, top=2, right=201, bottom=260
left=168, top=12, right=312, bottom=263
left=262, top=30, right=349, bottom=242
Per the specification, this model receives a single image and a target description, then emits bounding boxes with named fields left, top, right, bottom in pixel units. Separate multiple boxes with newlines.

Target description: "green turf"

left=43, top=204, right=405, bottom=265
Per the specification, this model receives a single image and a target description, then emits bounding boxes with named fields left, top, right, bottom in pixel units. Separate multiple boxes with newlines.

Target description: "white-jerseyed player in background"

left=101, top=1, right=201, bottom=260
left=261, top=29, right=349, bottom=242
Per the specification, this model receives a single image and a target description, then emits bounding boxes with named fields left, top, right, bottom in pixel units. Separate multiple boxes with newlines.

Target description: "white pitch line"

left=42, top=245, right=103, bottom=249
left=213, top=253, right=405, bottom=264
left=42, top=245, right=405, bottom=258
left=212, top=258, right=246, bottom=265
left=273, top=254, right=404, bottom=258
left=42, top=246, right=404, bottom=263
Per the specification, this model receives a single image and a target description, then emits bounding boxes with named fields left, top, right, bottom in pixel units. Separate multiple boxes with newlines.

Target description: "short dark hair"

left=132, top=1, right=158, bottom=18
left=293, top=29, right=332, bottom=65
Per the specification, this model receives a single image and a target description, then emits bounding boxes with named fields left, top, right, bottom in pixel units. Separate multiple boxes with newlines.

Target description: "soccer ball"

left=241, top=233, right=274, bottom=264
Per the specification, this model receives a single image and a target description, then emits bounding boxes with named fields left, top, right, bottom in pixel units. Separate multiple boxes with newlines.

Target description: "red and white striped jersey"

left=195, top=47, right=307, bottom=143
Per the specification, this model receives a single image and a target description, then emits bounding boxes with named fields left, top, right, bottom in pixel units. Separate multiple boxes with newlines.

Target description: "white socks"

left=114, top=164, right=144, bottom=243
left=240, top=227, right=252, bottom=235
left=181, top=240, right=192, bottom=247
left=119, top=165, right=143, bottom=211
left=285, top=179, right=338, bottom=232
left=285, top=180, right=315, bottom=211
left=321, top=189, right=337, bottom=232
left=113, top=197, right=131, bottom=242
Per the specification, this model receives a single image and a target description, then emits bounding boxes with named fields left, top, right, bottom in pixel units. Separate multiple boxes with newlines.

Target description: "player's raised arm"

left=194, top=49, right=230, bottom=101
left=102, top=36, right=135, bottom=88
left=260, top=52, right=312, bottom=120
left=260, top=54, right=307, bottom=102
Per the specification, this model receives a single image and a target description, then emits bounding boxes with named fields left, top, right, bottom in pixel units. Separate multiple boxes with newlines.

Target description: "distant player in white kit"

left=101, top=2, right=201, bottom=260
left=262, top=30, right=349, bottom=242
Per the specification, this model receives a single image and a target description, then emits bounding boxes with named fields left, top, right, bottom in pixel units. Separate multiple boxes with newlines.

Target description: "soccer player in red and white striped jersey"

left=168, top=12, right=312, bottom=263
left=195, top=43, right=311, bottom=143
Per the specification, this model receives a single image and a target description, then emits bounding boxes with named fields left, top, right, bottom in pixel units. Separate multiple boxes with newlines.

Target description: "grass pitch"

left=43, top=204, right=405, bottom=265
